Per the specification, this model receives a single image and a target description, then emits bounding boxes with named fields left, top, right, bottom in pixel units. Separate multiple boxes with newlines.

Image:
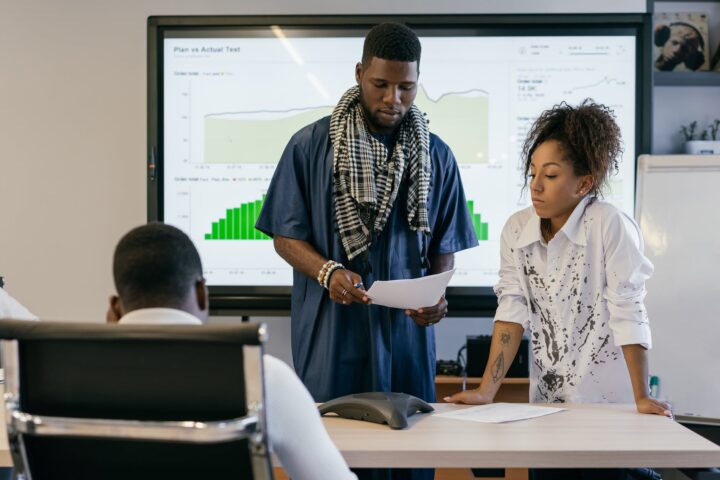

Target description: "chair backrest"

left=0, top=319, right=273, bottom=480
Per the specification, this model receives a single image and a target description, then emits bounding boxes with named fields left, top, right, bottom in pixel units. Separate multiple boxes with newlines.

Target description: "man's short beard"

left=358, top=85, right=405, bottom=133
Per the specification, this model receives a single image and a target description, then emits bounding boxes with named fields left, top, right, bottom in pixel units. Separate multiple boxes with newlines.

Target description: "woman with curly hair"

left=447, top=100, right=671, bottom=477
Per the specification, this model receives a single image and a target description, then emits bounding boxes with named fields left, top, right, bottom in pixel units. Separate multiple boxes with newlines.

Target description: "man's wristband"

left=317, top=260, right=343, bottom=289
left=323, top=263, right=345, bottom=289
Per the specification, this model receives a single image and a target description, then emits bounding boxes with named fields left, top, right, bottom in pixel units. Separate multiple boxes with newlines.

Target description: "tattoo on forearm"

left=491, top=352, right=505, bottom=383
left=500, top=330, right=512, bottom=345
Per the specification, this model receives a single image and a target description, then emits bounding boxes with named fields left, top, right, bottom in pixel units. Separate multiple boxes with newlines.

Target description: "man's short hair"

left=362, top=22, right=421, bottom=68
left=113, top=223, right=202, bottom=308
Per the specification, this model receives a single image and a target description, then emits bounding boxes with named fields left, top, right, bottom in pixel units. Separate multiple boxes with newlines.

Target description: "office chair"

left=0, top=319, right=274, bottom=480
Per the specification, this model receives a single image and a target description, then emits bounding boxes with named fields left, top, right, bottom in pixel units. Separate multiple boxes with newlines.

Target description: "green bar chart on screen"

left=205, top=195, right=271, bottom=240
left=467, top=200, right=489, bottom=241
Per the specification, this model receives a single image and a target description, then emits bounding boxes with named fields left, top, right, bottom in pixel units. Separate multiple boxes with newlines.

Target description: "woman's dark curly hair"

left=521, top=99, right=623, bottom=197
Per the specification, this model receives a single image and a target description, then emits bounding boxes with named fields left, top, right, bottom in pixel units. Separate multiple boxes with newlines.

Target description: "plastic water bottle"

left=649, top=375, right=660, bottom=398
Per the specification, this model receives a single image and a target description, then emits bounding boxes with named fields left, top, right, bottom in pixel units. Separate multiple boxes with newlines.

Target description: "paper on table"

left=366, top=269, right=455, bottom=310
left=434, top=403, right=565, bottom=423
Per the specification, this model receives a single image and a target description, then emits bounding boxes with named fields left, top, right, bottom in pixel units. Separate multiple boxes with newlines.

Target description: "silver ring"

left=341, top=288, right=348, bottom=297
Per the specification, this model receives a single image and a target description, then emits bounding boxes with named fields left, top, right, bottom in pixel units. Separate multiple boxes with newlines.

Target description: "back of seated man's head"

left=108, top=222, right=208, bottom=322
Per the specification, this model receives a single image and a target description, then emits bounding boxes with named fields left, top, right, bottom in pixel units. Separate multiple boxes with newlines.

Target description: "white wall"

left=1, top=1, right=646, bottom=363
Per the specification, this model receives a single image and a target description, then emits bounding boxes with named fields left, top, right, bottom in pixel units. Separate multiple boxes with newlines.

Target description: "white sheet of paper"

left=434, top=403, right=566, bottom=423
left=366, top=269, right=455, bottom=310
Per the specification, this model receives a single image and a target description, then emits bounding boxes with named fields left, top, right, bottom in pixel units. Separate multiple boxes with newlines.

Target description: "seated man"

left=107, top=223, right=356, bottom=480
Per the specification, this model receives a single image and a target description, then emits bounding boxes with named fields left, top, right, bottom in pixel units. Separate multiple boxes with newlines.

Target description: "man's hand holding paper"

left=365, top=269, right=455, bottom=326
left=405, top=295, right=448, bottom=327
left=328, top=269, right=371, bottom=306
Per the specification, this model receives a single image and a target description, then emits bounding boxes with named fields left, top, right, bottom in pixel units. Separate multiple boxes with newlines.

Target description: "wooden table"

left=321, top=403, right=720, bottom=469
left=1, top=398, right=718, bottom=472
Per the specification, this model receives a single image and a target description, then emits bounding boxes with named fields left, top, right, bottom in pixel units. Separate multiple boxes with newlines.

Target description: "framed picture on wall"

left=653, top=12, right=710, bottom=72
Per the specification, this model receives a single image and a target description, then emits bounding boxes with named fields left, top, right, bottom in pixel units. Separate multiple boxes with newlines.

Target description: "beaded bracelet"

left=317, top=260, right=343, bottom=289
left=323, top=263, right=346, bottom=289
left=317, top=260, right=333, bottom=286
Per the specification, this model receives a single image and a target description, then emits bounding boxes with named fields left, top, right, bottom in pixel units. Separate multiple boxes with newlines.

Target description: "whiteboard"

left=636, top=155, right=720, bottom=419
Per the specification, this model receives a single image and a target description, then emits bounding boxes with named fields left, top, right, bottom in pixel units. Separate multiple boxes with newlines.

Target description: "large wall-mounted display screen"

left=149, top=16, right=649, bottom=312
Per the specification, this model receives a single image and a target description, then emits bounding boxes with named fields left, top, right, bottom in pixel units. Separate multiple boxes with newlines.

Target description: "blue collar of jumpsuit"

left=516, top=195, right=591, bottom=248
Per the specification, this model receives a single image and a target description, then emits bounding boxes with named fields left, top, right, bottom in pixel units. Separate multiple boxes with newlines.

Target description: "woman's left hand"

left=636, top=396, right=673, bottom=417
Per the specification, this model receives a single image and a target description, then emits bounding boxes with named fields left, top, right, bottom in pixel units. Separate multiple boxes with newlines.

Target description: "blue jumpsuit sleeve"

left=255, top=138, right=312, bottom=241
left=429, top=145, right=479, bottom=257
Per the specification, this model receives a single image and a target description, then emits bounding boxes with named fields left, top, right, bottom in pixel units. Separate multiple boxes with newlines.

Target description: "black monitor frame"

left=148, top=14, right=652, bottom=317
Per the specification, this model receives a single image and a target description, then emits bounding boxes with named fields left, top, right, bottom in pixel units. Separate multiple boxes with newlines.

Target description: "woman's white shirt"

left=494, top=196, right=653, bottom=404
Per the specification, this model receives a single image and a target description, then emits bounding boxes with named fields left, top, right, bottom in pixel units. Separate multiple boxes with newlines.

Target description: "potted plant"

left=683, top=119, right=720, bottom=154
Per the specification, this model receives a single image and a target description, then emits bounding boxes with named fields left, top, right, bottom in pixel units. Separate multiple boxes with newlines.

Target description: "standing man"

left=256, top=23, right=477, bottom=477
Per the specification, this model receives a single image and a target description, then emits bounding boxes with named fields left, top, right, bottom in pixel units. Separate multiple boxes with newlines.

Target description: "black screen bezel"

left=147, top=14, right=652, bottom=316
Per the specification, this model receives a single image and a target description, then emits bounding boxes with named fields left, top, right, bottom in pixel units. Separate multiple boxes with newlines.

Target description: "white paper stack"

left=434, top=403, right=566, bottom=423
left=366, top=269, right=455, bottom=310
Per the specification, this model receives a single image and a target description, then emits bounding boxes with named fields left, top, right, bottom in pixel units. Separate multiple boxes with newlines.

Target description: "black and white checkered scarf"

left=330, top=86, right=431, bottom=262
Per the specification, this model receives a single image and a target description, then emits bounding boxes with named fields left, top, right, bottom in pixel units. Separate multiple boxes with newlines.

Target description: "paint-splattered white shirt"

left=494, top=196, right=653, bottom=404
